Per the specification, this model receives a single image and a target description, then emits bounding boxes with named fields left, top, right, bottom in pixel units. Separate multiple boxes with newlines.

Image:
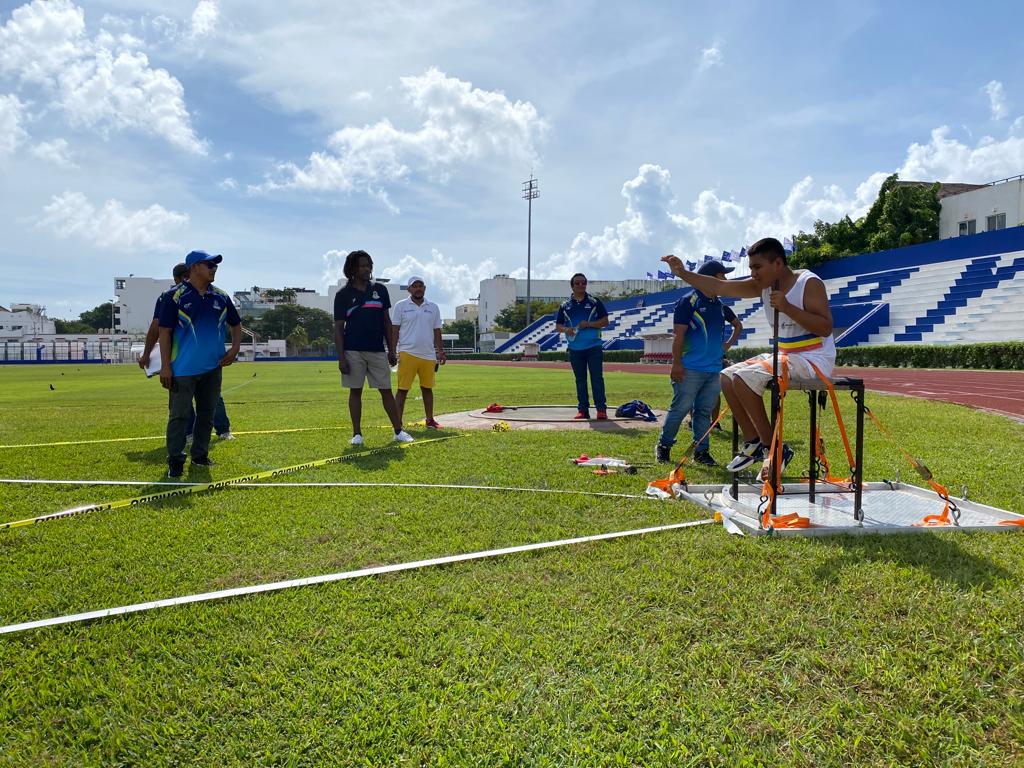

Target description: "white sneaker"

left=350, top=434, right=364, bottom=446
left=393, top=430, right=414, bottom=443
left=218, top=432, right=235, bottom=441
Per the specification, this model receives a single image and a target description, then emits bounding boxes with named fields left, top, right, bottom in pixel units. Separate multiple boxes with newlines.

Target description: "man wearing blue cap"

left=139, top=262, right=234, bottom=442
left=655, top=259, right=739, bottom=466
left=158, top=250, right=242, bottom=477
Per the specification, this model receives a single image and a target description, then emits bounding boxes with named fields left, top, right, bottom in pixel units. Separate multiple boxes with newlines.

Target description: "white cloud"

left=698, top=43, right=722, bottom=72
left=29, top=137, right=78, bottom=168
left=322, top=247, right=494, bottom=309
left=0, top=0, right=206, bottom=154
left=984, top=80, right=1008, bottom=121
left=37, top=191, right=189, bottom=251
left=254, top=67, right=546, bottom=206
left=189, top=0, right=218, bottom=38
left=0, top=93, right=28, bottom=156
left=350, top=90, right=373, bottom=103
left=379, top=248, right=498, bottom=309
left=218, top=176, right=238, bottom=190
left=898, top=125, right=1024, bottom=182
left=535, top=165, right=891, bottom=281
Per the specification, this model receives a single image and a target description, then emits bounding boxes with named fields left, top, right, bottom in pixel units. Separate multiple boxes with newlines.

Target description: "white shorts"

left=721, top=352, right=831, bottom=395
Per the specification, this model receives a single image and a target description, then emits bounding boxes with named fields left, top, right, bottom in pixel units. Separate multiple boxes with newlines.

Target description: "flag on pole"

left=722, top=250, right=733, bottom=263
left=657, top=269, right=674, bottom=280
left=702, top=254, right=714, bottom=264
left=646, top=271, right=654, bottom=280
left=738, top=246, right=747, bottom=260
left=783, top=237, right=794, bottom=255
left=685, top=260, right=697, bottom=271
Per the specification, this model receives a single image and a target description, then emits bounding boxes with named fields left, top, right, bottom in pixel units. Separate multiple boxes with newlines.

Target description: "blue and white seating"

left=495, top=227, right=1024, bottom=354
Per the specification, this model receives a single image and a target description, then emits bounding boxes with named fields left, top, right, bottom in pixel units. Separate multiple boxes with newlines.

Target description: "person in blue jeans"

left=656, top=260, right=736, bottom=465
left=140, top=262, right=235, bottom=442
left=555, top=274, right=609, bottom=419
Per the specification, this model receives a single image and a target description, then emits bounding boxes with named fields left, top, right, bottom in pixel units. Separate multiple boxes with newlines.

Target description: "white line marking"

left=0, top=519, right=714, bottom=635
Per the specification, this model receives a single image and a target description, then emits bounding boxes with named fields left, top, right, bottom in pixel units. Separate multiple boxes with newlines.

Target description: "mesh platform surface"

left=679, top=482, right=1024, bottom=537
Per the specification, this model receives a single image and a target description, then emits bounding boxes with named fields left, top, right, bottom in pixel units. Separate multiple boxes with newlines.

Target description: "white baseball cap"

left=407, top=275, right=426, bottom=286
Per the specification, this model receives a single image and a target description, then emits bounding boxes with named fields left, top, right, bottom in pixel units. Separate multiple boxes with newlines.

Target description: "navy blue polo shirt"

left=556, top=293, right=608, bottom=351
left=157, top=282, right=241, bottom=376
left=673, top=290, right=736, bottom=372
left=334, top=281, right=392, bottom=352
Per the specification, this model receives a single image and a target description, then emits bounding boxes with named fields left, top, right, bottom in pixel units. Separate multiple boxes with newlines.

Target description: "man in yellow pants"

left=391, top=275, right=446, bottom=428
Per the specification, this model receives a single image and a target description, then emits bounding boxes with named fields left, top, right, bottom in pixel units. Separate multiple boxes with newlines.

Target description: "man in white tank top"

left=662, top=237, right=835, bottom=476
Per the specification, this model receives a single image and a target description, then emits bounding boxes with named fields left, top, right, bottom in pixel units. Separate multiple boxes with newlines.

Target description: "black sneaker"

left=167, top=463, right=184, bottom=479
left=780, top=443, right=795, bottom=474
left=191, top=456, right=215, bottom=467
left=726, top=440, right=766, bottom=473
left=655, top=443, right=671, bottom=463
left=692, top=450, right=717, bottom=467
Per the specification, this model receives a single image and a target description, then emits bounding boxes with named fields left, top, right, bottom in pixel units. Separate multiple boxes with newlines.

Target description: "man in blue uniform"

left=555, top=273, right=610, bottom=419
left=139, top=262, right=233, bottom=441
left=158, top=250, right=242, bottom=477
left=655, top=260, right=736, bottom=465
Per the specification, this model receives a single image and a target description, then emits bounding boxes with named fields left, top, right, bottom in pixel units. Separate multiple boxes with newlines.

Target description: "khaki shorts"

left=721, top=352, right=820, bottom=395
left=396, top=352, right=435, bottom=390
left=341, top=350, right=392, bottom=389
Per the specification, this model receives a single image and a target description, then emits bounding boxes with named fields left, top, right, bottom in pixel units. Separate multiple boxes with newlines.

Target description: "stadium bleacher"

left=495, top=226, right=1024, bottom=354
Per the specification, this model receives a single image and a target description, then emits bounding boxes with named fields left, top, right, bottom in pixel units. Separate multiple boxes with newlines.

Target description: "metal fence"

left=1, top=340, right=136, bottom=363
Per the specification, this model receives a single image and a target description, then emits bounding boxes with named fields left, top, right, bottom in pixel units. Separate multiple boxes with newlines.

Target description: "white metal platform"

left=678, top=482, right=1024, bottom=537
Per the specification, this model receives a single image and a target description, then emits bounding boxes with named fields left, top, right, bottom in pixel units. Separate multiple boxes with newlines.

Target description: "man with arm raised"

left=661, top=237, right=835, bottom=476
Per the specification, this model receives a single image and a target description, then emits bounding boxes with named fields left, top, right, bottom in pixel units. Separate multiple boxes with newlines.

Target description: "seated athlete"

left=662, top=237, right=835, bottom=476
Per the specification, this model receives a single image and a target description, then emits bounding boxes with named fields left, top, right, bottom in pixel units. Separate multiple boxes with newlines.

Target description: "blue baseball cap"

left=697, top=259, right=734, bottom=276
left=185, top=250, right=223, bottom=268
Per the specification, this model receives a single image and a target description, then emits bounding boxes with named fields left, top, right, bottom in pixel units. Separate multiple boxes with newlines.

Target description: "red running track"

left=450, top=361, right=1024, bottom=421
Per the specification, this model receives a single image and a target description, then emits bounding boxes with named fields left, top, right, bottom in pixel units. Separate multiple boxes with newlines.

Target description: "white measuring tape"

left=0, top=518, right=714, bottom=635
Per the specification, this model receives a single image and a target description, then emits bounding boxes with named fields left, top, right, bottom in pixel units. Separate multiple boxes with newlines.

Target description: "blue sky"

left=3, top=0, right=1024, bottom=320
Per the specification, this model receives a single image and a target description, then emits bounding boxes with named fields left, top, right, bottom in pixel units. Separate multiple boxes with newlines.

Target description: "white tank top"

left=761, top=270, right=836, bottom=375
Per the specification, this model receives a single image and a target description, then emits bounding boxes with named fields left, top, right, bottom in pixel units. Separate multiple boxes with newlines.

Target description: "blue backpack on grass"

left=615, top=400, right=657, bottom=422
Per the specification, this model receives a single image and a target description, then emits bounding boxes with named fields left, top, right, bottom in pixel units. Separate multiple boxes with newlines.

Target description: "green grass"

left=0, top=361, right=1022, bottom=767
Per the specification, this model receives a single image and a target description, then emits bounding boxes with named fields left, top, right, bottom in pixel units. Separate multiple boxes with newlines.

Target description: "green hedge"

left=834, top=342, right=1024, bottom=370
left=537, top=350, right=644, bottom=363
left=455, top=343, right=1024, bottom=369
left=726, top=342, right=1024, bottom=370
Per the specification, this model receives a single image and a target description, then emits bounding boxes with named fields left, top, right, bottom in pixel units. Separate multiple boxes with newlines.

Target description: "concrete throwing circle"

left=430, top=405, right=665, bottom=431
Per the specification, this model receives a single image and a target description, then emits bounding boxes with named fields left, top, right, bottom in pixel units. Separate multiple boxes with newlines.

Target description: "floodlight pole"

left=522, top=175, right=539, bottom=327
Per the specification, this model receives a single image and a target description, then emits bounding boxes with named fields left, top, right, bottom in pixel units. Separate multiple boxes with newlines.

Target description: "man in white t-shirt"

left=391, top=275, right=446, bottom=428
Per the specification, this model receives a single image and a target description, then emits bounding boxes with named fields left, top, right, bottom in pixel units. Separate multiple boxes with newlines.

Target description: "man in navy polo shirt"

left=655, top=260, right=735, bottom=466
left=333, top=249, right=412, bottom=446
left=158, top=250, right=242, bottom=477
left=555, top=273, right=609, bottom=419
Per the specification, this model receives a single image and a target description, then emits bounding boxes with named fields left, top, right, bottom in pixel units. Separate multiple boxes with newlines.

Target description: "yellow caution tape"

left=0, top=436, right=455, bottom=532
left=0, top=426, right=344, bottom=450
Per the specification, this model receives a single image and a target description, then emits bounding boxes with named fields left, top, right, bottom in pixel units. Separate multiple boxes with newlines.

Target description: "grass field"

left=1, top=360, right=1022, bottom=766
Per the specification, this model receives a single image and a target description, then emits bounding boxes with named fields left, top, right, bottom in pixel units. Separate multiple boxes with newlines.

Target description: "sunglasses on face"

left=199, top=262, right=218, bottom=270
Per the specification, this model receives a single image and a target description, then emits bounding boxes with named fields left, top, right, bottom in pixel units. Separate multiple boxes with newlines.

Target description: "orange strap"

left=648, top=404, right=731, bottom=496
left=864, top=408, right=959, bottom=526
left=805, top=363, right=856, bottom=475
left=753, top=355, right=811, bottom=529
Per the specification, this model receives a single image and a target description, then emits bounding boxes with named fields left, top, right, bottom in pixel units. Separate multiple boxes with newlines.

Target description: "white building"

left=939, top=175, right=1024, bottom=239
left=455, top=303, right=478, bottom=324
left=233, top=279, right=405, bottom=318
left=0, top=304, right=56, bottom=340
left=477, top=275, right=676, bottom=331
left=114, top=276, right=169, bottom=334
